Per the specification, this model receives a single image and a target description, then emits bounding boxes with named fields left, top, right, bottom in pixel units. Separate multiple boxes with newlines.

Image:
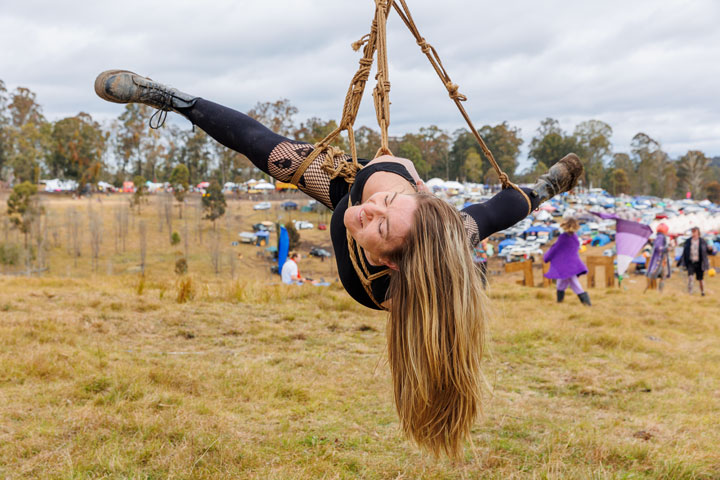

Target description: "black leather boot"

left=556, top=290, right=565, bottom=303
left=530, top=153, right=584, bottom=204
left=94, top=70, right=198, bottom=116
left=578, top=292, right=592, bottom=306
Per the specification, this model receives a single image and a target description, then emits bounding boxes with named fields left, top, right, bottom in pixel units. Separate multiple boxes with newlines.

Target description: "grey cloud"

left=1, top=0, right=718, bottom=164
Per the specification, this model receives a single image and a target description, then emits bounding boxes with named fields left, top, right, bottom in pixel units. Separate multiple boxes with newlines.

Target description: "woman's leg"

left=567, top=275, right=585, bottom=295
left=556, top=278, right=568, bottom=303
left=95, top=70, right=352, bottom=209
left=568, top=276, right=592, bottom=305
left=180, top=99, right=353, bottom=209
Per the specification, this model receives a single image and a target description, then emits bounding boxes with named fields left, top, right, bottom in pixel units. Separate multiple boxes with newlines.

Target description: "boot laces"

left=148, top=88, right=172, bottom=129
left=136, top=81, right=173, bottom=129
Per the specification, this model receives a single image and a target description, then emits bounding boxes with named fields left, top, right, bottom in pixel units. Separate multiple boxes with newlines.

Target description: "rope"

left=290, top=0, right=394, bottom=187
left=289, top=0, right=533, bottom=307
left=346, top=197, right=391, bottom=310
left=391, top=0, right=531, bottom=214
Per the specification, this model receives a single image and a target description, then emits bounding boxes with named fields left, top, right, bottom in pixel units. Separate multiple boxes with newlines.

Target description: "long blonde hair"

left=386, top=193, right=486, bottom=457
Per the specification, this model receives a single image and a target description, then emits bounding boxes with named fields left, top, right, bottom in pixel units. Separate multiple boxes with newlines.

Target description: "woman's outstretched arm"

left=459, top=188, right=541, bottom=247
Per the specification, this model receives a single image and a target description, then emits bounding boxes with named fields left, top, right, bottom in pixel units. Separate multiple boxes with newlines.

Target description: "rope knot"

left=417, top=38, right=431, bottom=54
left=352, top=34, right=370, bottom=52
left=498, top=172, right=510, bottom=187
left=320, top=146, right=361, bottom=185
left=445, top=82, right=467, bottom=101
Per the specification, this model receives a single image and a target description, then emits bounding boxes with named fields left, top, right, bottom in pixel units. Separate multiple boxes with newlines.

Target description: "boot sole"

left=556, top=153, right=583, bottom=191
left=94, top=69, right=142, bottom=104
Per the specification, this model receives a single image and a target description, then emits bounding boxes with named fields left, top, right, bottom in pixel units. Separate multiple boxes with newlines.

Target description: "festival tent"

left=42, top=179, right=78, bottom=192
left=97, top=181, right=115, bottom=192
left=533, top=210, right=552, bottom=221
left=498, top=238, right=516, bottom=253
left=591, top=233, right=611, bottom=246
left=524, top=225, right=554, bottom=235
left=255, top=231, right=270, bottom=246
left=254, top=182, right=275, bottom=190
left=425, top=178, right=445, bottom=190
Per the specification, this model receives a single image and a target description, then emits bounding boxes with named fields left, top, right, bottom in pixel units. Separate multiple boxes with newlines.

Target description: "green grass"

left=0, top=194, right=719, bottom=478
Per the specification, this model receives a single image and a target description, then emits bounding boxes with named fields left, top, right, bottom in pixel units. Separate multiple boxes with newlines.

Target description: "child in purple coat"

left=543, top=218, right=591, bottom=306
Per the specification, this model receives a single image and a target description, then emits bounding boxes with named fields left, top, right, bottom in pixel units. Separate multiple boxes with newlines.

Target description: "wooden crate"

left=586, top=255, right=615, bottom=288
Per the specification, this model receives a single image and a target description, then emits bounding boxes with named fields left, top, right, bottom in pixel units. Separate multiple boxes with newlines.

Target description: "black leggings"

left=180, top=98, right=539, bottom=244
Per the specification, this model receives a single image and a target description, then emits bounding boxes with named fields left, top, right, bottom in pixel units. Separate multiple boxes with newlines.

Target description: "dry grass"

left=0, top=194, right=719, bottom=478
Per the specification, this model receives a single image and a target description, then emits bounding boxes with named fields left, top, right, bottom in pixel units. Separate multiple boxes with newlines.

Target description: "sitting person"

left=281, top=252, right=306, bottom=285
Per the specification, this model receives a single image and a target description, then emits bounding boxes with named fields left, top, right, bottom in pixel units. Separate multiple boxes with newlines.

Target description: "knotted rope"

left=391, top=0, right=531, bottom=214
left=290, top=0, right=393, bottom=186
left=290, top=0, right=531, bottom=215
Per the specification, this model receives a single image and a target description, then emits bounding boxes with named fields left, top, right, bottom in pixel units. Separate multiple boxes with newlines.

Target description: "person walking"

left=679, top=227, right=714, bottom=296
left=543, top=218, right=591, bottom=306
left=645, top=223, right=671, bottom=292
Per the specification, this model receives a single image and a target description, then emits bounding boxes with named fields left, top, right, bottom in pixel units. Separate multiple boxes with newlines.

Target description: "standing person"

left=543, top=218, right=591, bottom=306
left=94, top=69, right=583, bottom=456
left=281, top=252, right=305, bottom=285
left=645, top=223, right=671, bottom=292
left=473, top=238, right=492, bottom=288
left=680, top=227, right=714, bottom=296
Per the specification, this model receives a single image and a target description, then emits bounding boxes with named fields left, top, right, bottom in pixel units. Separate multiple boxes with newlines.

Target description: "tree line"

left=1, top=79, right=719, bottom=201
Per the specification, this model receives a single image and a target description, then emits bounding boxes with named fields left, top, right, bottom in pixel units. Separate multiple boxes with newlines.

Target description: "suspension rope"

left=391, top=0, right=531, bottom=213
left=291, top=0, right=530, bottom=214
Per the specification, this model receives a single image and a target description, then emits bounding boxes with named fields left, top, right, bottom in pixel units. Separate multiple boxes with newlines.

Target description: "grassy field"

left=0, top=194, right=719, bottom=479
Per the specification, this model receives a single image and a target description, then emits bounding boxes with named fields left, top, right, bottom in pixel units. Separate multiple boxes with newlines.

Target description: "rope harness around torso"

left=290, top=0, right=533, bottom=309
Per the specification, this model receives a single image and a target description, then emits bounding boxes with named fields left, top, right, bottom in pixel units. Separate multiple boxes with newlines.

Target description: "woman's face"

left=344, top=191, right=417, bottom=268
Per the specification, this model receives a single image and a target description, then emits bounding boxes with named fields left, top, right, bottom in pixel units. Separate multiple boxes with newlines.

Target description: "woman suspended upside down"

left=95, top=70, right=583, bottom=456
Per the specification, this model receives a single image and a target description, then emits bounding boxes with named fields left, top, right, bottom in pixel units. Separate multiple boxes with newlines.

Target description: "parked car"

left=281, top=201, right=298, bottom=210
left=238, top=232, right=257, bottom=244
left=294, top=220, right=314, bottom=230
left=252, top=223, right=270, bottom=232
left=253, top=201, right=271, bottom=210
left=318, top=223, right=327, bottom=230
left=309, top=247, right=331, bottom=259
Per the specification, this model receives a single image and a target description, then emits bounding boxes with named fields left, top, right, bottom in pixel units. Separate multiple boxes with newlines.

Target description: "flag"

left=592, top=212, right=652, bottom=276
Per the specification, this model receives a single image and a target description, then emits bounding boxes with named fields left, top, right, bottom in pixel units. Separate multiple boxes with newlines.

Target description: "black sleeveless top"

left=329, top=162, right=417, bottom=310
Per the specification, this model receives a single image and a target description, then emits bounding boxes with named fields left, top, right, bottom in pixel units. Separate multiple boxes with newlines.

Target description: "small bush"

left=136, top=275, right=146, bottom=296
left=176, top=277, right=195, bottom=304
left=170, top=231, right=181, bottom=246
left=0, top=243, right=21, bottom=265
left=175, top=258, right=188, bottom=275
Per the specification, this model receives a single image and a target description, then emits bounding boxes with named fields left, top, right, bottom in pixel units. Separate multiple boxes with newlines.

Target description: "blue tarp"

left=591, top=234, right=611, bottom=246
left=524, top=225, right=554, bottom=234
left=498, top=238, right=516, bottom=253
left=277, top=226, right=289, bottom=274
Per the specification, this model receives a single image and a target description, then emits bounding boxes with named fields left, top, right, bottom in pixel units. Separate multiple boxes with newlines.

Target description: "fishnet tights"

left=268, top=140, right=354, bottom=209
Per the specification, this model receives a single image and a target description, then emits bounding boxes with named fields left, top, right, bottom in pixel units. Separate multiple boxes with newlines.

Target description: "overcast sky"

left=2, top=0, right=719, bottom=168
